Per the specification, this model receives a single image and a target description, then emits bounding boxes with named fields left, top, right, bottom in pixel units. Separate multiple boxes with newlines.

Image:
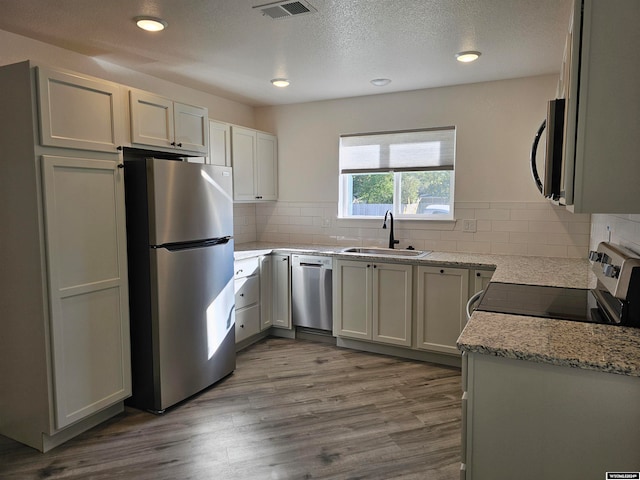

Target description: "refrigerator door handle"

left=160, top=236, right=232, bottom=251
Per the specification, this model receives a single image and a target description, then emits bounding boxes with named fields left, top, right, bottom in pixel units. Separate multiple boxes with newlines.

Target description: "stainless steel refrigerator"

left=123, top=154, right=235, bottom=413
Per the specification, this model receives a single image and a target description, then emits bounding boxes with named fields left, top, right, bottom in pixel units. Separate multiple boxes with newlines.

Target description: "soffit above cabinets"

left=0, top=0, right=572, bottom=106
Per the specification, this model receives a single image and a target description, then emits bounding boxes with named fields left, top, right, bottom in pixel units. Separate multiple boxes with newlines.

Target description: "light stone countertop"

left=234, top=242, right=640, bottom=377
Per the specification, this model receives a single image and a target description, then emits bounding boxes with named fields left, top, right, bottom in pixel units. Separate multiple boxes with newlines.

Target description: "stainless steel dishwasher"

left=291, top=254, right=333, bottom=331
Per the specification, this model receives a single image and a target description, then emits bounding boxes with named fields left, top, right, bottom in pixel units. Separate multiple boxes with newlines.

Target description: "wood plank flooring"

left=0, top=338, right=462, bottom=479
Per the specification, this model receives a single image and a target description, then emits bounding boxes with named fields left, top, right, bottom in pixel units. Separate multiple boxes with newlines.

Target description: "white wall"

left=255, top=75, right=557, bottom=202
left=0, top=29, right=255, bottom=127
left=247, top=75, right=591, bottom=258
left=590, top=215, right=640, bottom=255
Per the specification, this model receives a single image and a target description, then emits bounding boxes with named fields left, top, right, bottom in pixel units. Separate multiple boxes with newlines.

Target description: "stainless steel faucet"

left=382, top=210, right=400, bottom=249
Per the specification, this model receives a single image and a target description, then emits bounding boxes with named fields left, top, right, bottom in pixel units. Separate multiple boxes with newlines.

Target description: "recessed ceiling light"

left=370, top=78, right=391, bottom=87
left=271, top=78, right=290, bottom=88
left=134, top=16, right=168, bottom=32
left=456, top=51, right=481, bottom=63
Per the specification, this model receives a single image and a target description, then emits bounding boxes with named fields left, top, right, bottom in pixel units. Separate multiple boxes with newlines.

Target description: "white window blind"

left=339, top=127, right=455, bottom=174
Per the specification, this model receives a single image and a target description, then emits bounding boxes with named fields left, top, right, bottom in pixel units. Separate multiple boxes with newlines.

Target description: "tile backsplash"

left=235, top=201, right=591, bottom=258
left=590, top=214, right=640, bottom=255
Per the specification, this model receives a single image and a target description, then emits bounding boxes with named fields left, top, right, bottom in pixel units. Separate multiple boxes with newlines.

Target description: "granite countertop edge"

left=234, top=242, right=639, bottom=377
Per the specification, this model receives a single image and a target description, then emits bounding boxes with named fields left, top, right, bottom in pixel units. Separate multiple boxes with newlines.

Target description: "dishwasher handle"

left=299, top=262, right=323, bottom=268
left=292, top=254, right=333, bottom=270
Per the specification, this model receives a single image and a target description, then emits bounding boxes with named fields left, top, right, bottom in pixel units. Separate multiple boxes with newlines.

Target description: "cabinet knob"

left=117, top=163, right=124, bottom=169
left=373, top=265, right=377, bottom=268
left=282, top=258, right=287, bottom=262
left=116, top=146, right=123, bottom=151
left=239, top=293, right=244, bottom=297
left=366, top=264, right=371, bottom=268
left=440, top=269, right=445, bottom=274
left=170, top=141, right=176, bottom=146
left=177, top=142, right=183, bottom=147
left=240, top=324, right=244, bottom=328
left=476, top=272, right=481, bottom=277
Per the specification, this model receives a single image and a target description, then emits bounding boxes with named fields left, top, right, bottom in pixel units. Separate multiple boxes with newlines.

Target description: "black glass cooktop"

left=475, top=282, right=607, bottom=324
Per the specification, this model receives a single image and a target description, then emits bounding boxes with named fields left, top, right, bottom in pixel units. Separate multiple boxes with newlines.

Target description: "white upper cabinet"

left=129, top=90, right=208, bottom=155
left=37, top=66, right=123, bottom=153
left=174, top=102, right=208, bottom=154
left=231, top=126, right=278, bottom=202
left=208, top=120, right=231, bottom=166
left=562, top=0, right=640, bottom=213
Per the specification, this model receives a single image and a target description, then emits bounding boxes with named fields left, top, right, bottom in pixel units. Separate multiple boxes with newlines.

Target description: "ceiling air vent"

left=254, top=0, right=317, bottom=19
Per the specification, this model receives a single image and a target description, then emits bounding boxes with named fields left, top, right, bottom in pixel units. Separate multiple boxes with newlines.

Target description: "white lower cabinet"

left=259, top=255, right=273, bottom=330
left=272, top=253, right=291, bottom=329
left=415, top=266, right=469, bottom=355
left=462, top=352, right=640, bottom=479
left=41, top=155, right=131, bottom=430
left=234, top=257, right=261, bottom=343
left=334, top=259, right=412, bottom=346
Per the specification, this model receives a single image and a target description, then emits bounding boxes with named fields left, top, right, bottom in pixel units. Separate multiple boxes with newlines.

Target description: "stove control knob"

left=602, top=264, right=620, bottom=278
left=589, top=251, right=603, bottom=262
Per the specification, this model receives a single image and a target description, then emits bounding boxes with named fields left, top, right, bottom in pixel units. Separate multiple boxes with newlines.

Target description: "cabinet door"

left=334, top=260, right=372, bottom=340
left=260, top=255, right=272, bottom=330
left=256, top=132, right=278, bottom=201
left=236, top=304, right=260, bottom=343
left=37, top=67, right=123, bottom=152
left=41, top=155, right=131, bottom=429
left=209, top=120, right=231, bottom=166
left=272, top=254, right=291, bottom=328
left=174, top=102, right=208, bottom=154
left=372, top=263, right=412, bottom=347
left=472, top=269, right=493, bottom=295
left=231, top=126, right=257, bottom=201
left=129, top=90, right=174, bottom=149
left=415, top=266, right=469, bottom=355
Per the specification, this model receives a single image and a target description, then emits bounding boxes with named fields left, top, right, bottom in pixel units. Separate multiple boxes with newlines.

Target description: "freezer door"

left=147, top=159, right=233, bottom=245
left=150, top=239, right=236, bottom=411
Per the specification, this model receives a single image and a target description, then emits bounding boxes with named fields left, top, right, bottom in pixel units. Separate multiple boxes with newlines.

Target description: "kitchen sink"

left=340, top=247, right=431, bottom=258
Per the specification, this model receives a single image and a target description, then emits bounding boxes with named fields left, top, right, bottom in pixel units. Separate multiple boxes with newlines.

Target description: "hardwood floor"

left=0, top=338, right=462, bottom=479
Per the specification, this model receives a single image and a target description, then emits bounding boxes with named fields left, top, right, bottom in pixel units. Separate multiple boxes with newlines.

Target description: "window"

left=338, top=127, right=456, bottom=219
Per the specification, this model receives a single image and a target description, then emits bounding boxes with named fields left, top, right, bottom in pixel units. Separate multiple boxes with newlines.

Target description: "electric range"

left=475, top=242, right=640, bottom=327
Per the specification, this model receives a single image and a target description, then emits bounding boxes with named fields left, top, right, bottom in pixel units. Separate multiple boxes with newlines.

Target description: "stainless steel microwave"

left=530, top=98, right=566, bottom=204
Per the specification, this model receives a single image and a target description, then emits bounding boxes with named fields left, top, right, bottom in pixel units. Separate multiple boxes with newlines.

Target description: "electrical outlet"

left=463, top=219, right=477, bottom=233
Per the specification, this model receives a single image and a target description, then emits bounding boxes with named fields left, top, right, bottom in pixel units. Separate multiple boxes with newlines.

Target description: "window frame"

left=337, top=127, right=456, bottom=221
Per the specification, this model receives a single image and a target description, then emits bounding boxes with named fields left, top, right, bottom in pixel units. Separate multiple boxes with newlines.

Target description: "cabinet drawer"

left=235, top=275, right=259, bottom=309
left=236, top=304, right=260, bottom=343
left=234, top=257, right=260, bottom=279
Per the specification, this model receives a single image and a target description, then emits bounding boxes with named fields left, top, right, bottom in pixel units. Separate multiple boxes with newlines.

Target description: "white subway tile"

left=475, top=209, right=511, bottom=221
left=528, top=221, right=570, bottom=233
left=527, top=244, right=567, bottom=258
left=456, top=241, right=491, bottom=253
left=491, top=243, right=528, bottom=255
left=491, top=220, right=529, bottom=232
left=510, top=209, right=552, bottom=221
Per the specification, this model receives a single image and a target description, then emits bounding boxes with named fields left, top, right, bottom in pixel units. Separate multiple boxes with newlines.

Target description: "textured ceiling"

left=0, top=0, right=573, bottom=106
